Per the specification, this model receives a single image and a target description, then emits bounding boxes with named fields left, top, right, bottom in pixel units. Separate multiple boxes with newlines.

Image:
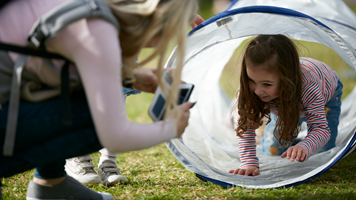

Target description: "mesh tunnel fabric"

left=164, top=0, right=356, bottom=189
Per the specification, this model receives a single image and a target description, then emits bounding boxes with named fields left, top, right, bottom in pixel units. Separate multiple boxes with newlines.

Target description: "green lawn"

left=2, top=2, right=356, bottom=200
left=2, top=144, right=356, bottom=199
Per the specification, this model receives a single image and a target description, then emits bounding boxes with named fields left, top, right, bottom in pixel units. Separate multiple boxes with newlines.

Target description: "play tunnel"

left=164, top=0, right=356, bottom=189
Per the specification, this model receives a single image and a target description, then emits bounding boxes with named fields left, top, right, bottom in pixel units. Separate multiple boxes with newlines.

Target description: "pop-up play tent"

left=164, top=0, right=356, bottom=189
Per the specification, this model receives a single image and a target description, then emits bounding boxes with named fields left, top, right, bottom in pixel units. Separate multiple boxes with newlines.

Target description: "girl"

left=0, top=0, right=200, bottom=199
left=228, top=34, right=343, bottom=176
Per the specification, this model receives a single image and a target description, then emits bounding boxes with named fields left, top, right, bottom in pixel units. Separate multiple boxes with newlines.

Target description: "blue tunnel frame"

left=182, top=4, right=356, bottom=189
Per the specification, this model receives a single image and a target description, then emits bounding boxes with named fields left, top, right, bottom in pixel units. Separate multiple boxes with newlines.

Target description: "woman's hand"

left=132, top=68, right=180, bottom=93
left=228, top=167, right=260, bottom=176
left=132, top=68, right=158, bottom=93
left=190, top=14, right=205, bottom=29
left=175, top=102, right=194, bottom=138
left=281, top=145, right=307, bottom=162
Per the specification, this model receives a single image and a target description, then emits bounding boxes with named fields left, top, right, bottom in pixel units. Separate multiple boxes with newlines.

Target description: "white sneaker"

left=98, top=160, right=128, bottom=186
left=65, top=155, right=101, bottom=184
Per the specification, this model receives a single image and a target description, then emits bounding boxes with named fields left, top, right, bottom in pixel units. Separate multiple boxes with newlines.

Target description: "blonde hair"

left=105, top=0, right=198, bottom=119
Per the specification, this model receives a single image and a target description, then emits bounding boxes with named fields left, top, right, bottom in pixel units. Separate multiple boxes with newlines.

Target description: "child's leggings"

left=262, top=78, right=343, bottom=155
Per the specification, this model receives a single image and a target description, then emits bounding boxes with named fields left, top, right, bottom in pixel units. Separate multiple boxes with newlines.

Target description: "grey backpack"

left=0, top=0, right=119, bottom=156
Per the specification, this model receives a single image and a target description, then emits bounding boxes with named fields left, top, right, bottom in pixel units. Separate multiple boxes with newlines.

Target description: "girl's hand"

left=228, top=167, right=260, bottom=176
left=175, top=102, right=194, bottom=138
left=281, top=146, right=307, bottom=162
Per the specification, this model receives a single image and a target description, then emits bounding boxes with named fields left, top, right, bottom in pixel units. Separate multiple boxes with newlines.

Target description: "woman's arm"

left=46, top=18, right=180, bottom=153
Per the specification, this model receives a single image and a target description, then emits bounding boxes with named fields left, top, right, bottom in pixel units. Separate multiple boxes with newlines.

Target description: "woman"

left=0, top=0, right=200, bottom=199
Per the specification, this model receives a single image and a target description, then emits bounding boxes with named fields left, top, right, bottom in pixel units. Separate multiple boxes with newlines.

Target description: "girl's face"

left=246, top=61, right=280, bottom=102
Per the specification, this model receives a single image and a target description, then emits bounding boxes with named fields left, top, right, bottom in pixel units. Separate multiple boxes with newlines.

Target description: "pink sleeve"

left=46, top=18, right=177, bottom=153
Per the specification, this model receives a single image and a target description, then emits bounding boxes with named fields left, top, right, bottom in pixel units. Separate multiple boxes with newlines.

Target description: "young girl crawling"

left=229, top=34, right=343, bottom=176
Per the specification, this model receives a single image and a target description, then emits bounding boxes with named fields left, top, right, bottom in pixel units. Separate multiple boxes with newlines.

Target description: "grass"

left=2, top=2, right=356, bottom=200
left=2, top=145, right=356, bottom=199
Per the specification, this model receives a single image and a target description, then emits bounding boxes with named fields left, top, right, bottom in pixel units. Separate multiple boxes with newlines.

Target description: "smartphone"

left=148, top=71, right=194, bottom=122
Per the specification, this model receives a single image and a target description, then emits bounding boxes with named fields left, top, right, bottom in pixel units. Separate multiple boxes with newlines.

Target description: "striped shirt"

left=238, top=57, right=338, bottom=169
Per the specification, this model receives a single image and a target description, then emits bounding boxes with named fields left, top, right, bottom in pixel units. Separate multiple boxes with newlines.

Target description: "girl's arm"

left=238, top=128, right=259, bottom=168
left=46, top=18, right=181, bottom=153
left=229, top=128, right=259, bottom=176
left=295, top=81, right=331, bottom=160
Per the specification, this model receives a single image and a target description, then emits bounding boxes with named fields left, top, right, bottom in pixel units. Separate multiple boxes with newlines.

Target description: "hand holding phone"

left=176, top=101, right=193, bottom=138
left=148, top=71, right=194, bottom=122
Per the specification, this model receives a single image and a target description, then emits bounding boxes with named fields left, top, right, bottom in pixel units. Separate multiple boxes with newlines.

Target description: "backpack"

left=0, top=0, right=120, bottom=156
left=0, top=0, right=11, bottom=10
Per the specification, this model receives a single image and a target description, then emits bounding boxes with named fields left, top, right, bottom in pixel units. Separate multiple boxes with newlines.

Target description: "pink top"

left=0, top=0, right=177, bottom=152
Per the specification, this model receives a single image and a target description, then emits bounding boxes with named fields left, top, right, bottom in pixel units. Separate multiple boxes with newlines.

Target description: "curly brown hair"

left=234, top=34, right=303, bottom=146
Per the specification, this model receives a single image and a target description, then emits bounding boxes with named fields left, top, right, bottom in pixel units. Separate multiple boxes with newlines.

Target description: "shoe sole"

left=104, top=177, right=128, bottom=186
left=99, top=173, right=128, bottom=186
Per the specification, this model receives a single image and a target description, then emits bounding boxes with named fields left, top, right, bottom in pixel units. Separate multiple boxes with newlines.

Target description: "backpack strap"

left=0, top=0, right=12, bottom=11
left=2, top=0, right=120, bottom=156
left=3, top=54, right=27, bottom=156
left=1, top=45, right=67, bottom=156
left=28, top=0, right=119, bottom=48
